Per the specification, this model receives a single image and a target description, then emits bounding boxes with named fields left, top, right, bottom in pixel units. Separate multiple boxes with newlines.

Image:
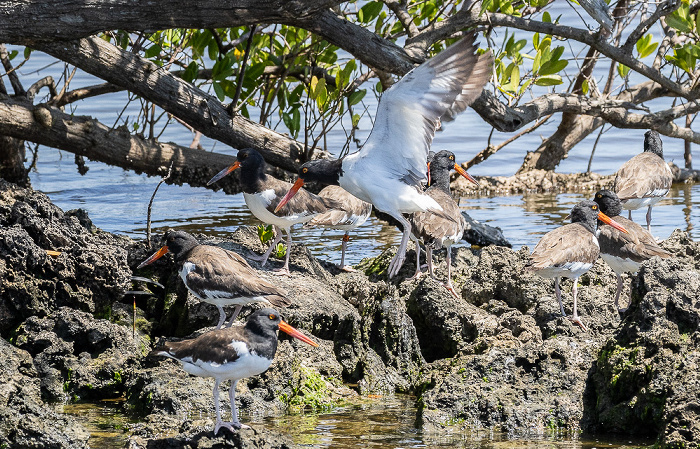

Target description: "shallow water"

left=62, top=396, right=653, bottom=449
left=29, top=147, right=700, bottom=266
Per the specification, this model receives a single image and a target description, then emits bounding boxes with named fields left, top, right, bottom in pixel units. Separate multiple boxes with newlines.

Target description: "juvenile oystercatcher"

left=303, top=185, right=372, bottom=271
left=613, top=130, right=673, bottom=231
left=526, top=200, right=628, bottom=330
left=150, top=308, right=318, bottom=434
left=208, top=148, right=341, bottom=275
left=408, top=150, right=479, bottom=297
left=137, top=230, right=290, bottom=328
left=273, top=33, right=493, bottom=278
left=593, top=189, right=672, bottom=312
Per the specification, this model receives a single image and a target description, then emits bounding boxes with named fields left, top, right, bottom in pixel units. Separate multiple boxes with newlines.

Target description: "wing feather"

left=354, top=34, right=489, bottom=187
left=528, top=224, right=599, bottom=269
left=614, top=153, right=673, bottom=200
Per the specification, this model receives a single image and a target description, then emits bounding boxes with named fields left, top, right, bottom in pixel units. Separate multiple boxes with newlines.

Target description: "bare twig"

left=230, top=25, right=257, bottom=114
left=146, top=161, right=174, bottom=248
left=463, top=114, right=553, bottom=169
left=0, top=44, right=25, bottom=96
left=586, top=123, right=608, bottom=173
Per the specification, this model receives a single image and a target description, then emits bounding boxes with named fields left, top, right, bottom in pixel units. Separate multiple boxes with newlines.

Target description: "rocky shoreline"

left=1, top=178, right=699, bottom=448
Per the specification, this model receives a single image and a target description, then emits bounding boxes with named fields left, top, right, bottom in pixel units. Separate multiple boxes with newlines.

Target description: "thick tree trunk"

left=0, top=135, right=28, bottom=186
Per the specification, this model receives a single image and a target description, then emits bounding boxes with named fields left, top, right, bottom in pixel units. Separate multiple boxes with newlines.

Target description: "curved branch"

left=0, top=98, right=245, bottom=193
left=33, top=37, right=320, bottom=172
left=406, top=2, right=695, bottom=100
left=0, top=0, right=343, bottom=43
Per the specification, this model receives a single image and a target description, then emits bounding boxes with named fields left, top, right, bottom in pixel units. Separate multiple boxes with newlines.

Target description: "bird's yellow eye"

left=302, top=167, right=308, bottom=173
left=592, top=205, right=598, bottom=210
left=268, top=314, right=276, bottom=320
left=449, top=155, right=454, bottom=160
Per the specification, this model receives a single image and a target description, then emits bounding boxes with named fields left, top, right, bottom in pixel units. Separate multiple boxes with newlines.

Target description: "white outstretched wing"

left=355, top=35, right=491, bottom=186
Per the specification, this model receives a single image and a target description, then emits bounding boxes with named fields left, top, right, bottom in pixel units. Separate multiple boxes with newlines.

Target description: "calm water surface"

left=62, top=396, right=652, bottom=449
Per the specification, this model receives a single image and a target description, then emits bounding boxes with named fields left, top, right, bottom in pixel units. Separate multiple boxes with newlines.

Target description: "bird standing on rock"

left=613, top=130, right=673, bottom=231
left=526, top=200, right=629, bottom=330
left=274, top=33, right=493, bottom=279
left=137, top=230, right=290, bottom=328
left=149, top=308, right=318, bottom=435
left=408, top=150, right=479, bottom=297
left=208, top=148, right=342, bottom=275
left=303, top=185, right=372, bottom=271
left=593, top=189, right=672, bottom=312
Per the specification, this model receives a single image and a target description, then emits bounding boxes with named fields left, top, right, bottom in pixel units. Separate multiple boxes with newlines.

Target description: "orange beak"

left=279, top=320, right=319, bottom=347
left=207, top=161, right=241, bottom=185
left=137, top=245, right=170, bottom=269
left=274, top=178, right=305, bottom=213
left=453, top=164, right=480, bottom=188
left=598, top=212, right=629, bottom=234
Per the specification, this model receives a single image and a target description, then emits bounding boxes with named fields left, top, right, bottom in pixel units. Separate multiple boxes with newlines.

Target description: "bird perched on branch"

left=150, top=308, right=317, bottom=434
left=274, top=33, right=493, bottom=279
left=137, top=230, right=290, bottom=328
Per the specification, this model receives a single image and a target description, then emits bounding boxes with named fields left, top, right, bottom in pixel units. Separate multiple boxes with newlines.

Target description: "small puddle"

left=58, top=399, right=134, bottom=449
left=58, top=396, right=653, bottom=448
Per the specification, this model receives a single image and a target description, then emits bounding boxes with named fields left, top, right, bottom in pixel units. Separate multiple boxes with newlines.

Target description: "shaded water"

left=63, top=396, right=652, bottom=449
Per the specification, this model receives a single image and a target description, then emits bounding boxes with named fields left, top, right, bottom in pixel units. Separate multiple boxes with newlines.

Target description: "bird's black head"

left=237, top=148, right=266, bottom=172
left=245, top=308, right=283, bottom=334
left=245, top=308, right=319, bottom=348
left=427, top=150, right=456, bottom=189
left=569, top=200, right=603, bottom=233
left=161, top=230, right=199, bottom=259
left=593, top=190, right=622, bottom=217
left=137, top=229, right=198, bottom=269
left=298, top=159, right=343, bottom=186
left=643, top=130, right=663, bottom=158
left=236, top=148, right=268, bottom=193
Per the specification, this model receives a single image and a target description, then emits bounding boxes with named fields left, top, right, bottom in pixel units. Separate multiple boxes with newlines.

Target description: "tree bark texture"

left=0, top=99, right=244, bottom=193
left=0, top=135, right=28, bottom=186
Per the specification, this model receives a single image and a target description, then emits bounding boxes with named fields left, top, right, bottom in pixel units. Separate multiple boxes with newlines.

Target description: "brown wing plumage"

left=410, top=188, right=465, bottom=249
left=265, top=177, right=342, bottom=218
left=305, top=186, right=372, bottom=227
left=185, top=245, right=290, bottom=307
left=614, top=152, right=673, bottom=200
left=152, top=326, right=248, bottom=365
left=598, top=215, right=672, bottom=263
left=527, top=223, right=599, bottom=270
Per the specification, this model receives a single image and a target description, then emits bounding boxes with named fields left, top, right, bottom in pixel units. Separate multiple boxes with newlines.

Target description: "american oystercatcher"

left=208, top=148, right=341, bottom=275
left=150, top=308, right=318, bottom=434
left=274, top=33, right=493, bottom=278
left=303, top=185, right=372, bottom=271
left=593, top=189, right=672, bottom=312
left=526, top=200, right=628, bottom=330
left=613, top=130, right=673, bottom=231
left=408, top=150, right=479, bottom=297
left=137, top=230, right=291, bottom=328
